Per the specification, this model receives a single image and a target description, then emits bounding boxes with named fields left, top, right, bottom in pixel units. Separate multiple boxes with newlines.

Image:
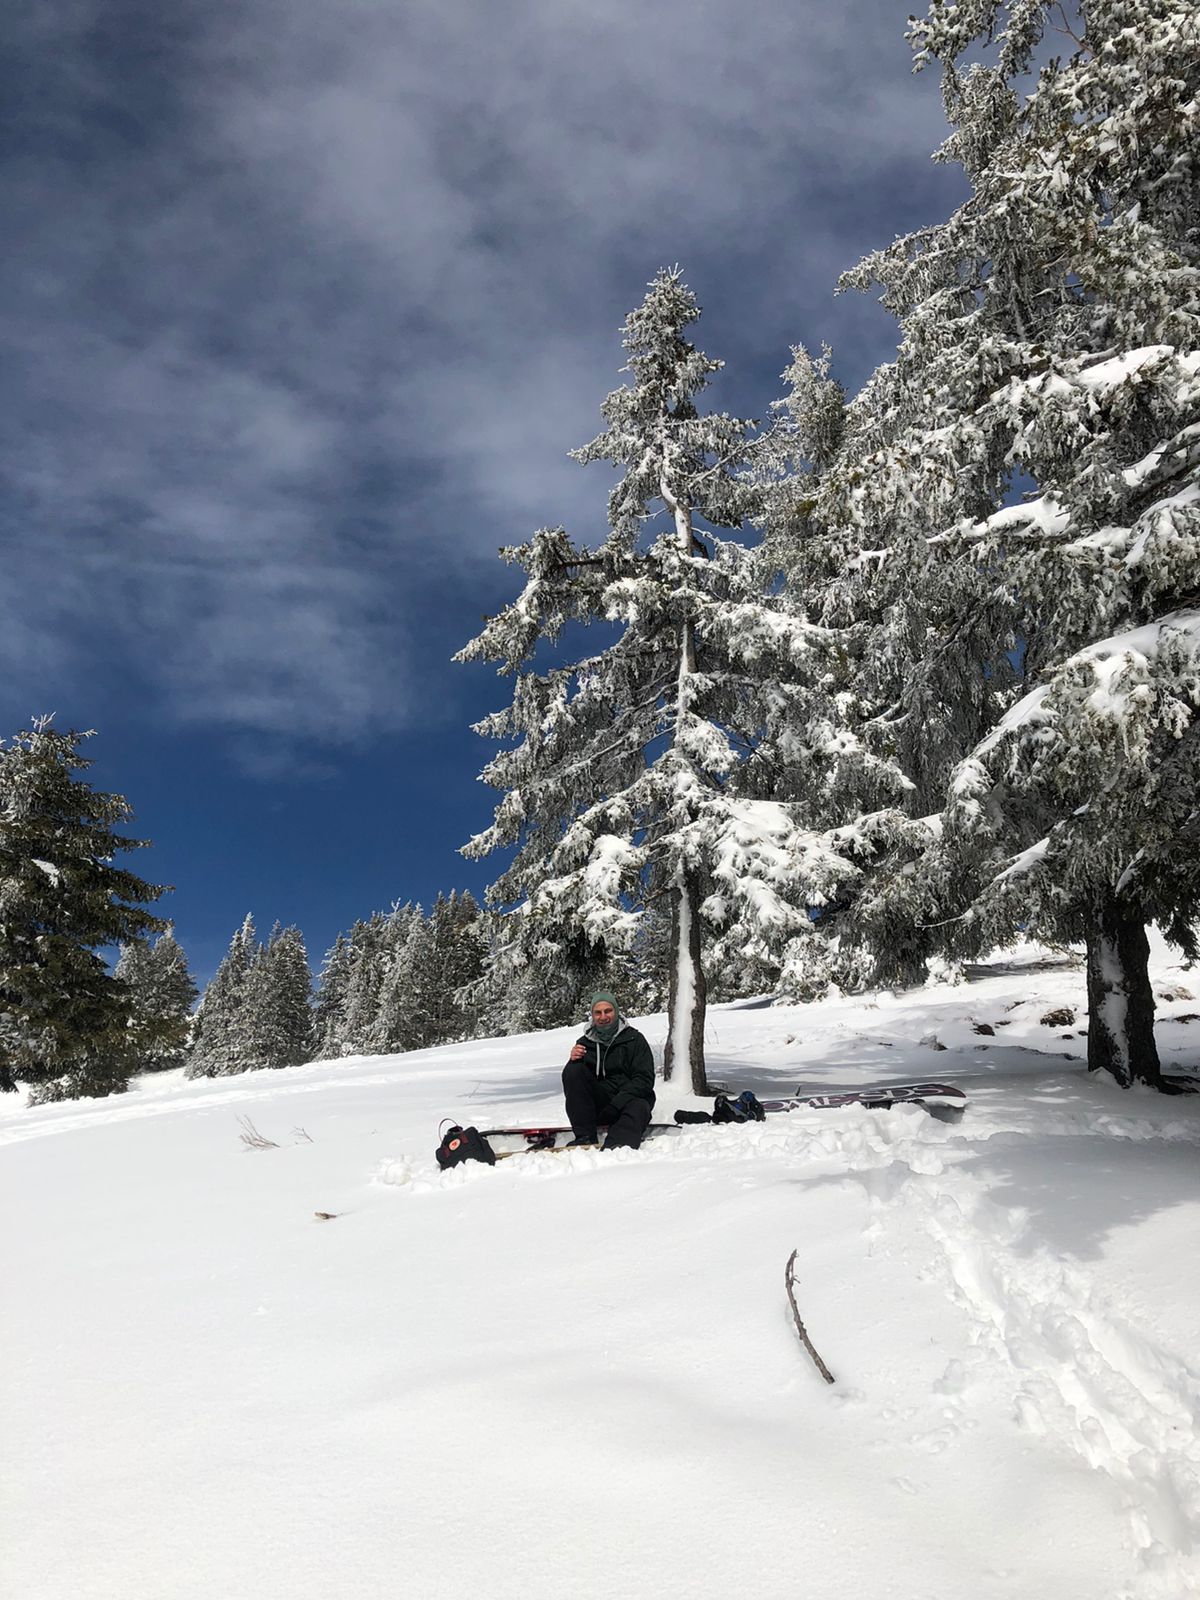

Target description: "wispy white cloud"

left=2, top=0, right=958, bottom=744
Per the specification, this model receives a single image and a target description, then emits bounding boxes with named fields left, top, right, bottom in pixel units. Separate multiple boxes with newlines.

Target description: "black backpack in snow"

left=436, top=1123, right=496, bottom=1169
left=712, top=1090, right=766, bottom=1124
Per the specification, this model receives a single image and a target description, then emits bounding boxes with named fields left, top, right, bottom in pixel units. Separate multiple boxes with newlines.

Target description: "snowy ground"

left=4, top=944, right=1200, bottom=1600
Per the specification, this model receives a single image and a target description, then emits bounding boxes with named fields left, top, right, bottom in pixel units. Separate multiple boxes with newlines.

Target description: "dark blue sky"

left=3, top=0, right=968, bottom=983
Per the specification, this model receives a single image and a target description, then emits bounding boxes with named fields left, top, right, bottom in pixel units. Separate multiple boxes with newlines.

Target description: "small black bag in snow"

left=436, top=1124, right=496, bottom=1169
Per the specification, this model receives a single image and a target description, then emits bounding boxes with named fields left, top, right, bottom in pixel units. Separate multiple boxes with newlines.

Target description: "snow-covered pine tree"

left=751, top=2, right=1197, bottom=1085
left=751, top=11, right=1088, bottom=950
left=339, top=908, right=413, bottom=1054
left=337, top=913, right=388, bottom=1054
left=185, top=914, right=259, bottom=1078
left=948, top=609, right=1200, bottom=1085
left=477, top=910, right=627, bottom=1035
left=758, top=106, right=1040, bottom=983
left=112, top=938, right=158, bottom=1060
left=888, top=0, right=1200, bottom=1088
left=764, top=0, right=1196, bottom=1088
left=621, top=898, right=672, bottom=1014
left=363, top=903, right=424, bottom=1054
left=267, top=924, right=314, bottom=1068
left=459, top=269, right=835, bottom=1096
left=0, top=720, right=168, bottom=1100
left=240, top=922, right=279, bottom=1070
left=115, top=927, right=198, bottom=1073
left=241, top=923, right=314, bottom=1070
left=402, top=892, right=490, bottom=1049
left=735, top=341, right=942, bottom=999
left=313, top=932, right=352, bottom=1060
left=438, top=891, right=491, bottom=1042
left=449, top=902, right=503, bottom=1040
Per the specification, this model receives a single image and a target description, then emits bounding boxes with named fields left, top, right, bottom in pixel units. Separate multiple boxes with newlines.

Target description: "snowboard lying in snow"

left=476, top=1081, right=967, bottom=1157
left=480, top=1127, right=671, bottom=1157
left=761, top=1080, right=967, bottom=1115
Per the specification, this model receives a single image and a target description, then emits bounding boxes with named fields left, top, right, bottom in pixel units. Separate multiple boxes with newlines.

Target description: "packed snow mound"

left=3, top=941, right=1200, bottom=1600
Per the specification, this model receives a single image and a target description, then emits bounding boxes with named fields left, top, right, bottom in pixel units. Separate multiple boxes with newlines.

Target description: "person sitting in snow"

left=562, top=991, right=656, bottom=1150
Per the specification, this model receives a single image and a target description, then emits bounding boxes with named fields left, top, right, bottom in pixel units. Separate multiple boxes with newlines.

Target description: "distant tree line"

left=0, top=720, right=753, bottom=1101
left=185, top=894, right=497, bottom=1078
left=0, top=719, right=674, bottom=1101
left=186, top=891, right=751, bottom=1079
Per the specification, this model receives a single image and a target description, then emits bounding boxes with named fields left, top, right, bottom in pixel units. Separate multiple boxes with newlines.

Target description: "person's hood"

left=584, top=1016, right=629, bottom=1042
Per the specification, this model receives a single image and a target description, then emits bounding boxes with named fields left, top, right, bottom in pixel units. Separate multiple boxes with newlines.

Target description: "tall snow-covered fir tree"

left=742, top=342, right=940, bottom=998
left=399, top=892, right=490, bottom=1050
left=339, top=909, right=407, bottom=1055
left=115, top=927, right=198, bottom=1073
left=363, top=904, right=425, bottom=1054
left=0, top=721, right=168, bottom=1101
left=910, top=0, right=1200, bottom=1088
left=313, top=932, right=353, bottom=1060
left=186, top=914, right=259, bottom=1078
left=241, top=923, right=314, bottom=1071
left=311, top=899, right=492, bottom=1058
left=188, top=917, right=315, bottom=1076
left=458, top=270, right=841, bottom=1095
left=776, top=0, right=1200, bottom=1086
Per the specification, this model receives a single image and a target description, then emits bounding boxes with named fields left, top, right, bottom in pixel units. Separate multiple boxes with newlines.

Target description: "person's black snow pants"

left=561, top=1059, right=653, bottom=1149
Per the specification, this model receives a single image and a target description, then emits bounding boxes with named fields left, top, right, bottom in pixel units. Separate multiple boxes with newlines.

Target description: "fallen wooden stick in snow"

left=785, top=1249, right=835, bottom=1384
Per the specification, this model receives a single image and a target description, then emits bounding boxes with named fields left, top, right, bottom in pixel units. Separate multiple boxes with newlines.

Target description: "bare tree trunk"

left=656, top=459, right=712, bottom=1098
left=659, top=607, right=710, bottom=1094
left=663, top=867, right=709, bottom=1095
left=1084, top=895, right=1164, bottom=1089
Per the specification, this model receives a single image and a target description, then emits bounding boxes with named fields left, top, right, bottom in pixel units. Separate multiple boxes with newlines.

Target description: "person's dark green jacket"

left=576, top=1019, right=656, bottom=1110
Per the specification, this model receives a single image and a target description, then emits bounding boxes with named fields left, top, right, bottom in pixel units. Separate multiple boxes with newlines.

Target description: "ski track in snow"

left=911, top=1175, right=1200, bottom=1600
left=816, top=1117, right=1200, bottom=1600
left=379, top=1094, right=1200, bottom=1598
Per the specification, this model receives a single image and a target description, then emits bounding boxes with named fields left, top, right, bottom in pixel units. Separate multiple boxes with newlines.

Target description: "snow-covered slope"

left=4, top=944, right=1200, bottom=1600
